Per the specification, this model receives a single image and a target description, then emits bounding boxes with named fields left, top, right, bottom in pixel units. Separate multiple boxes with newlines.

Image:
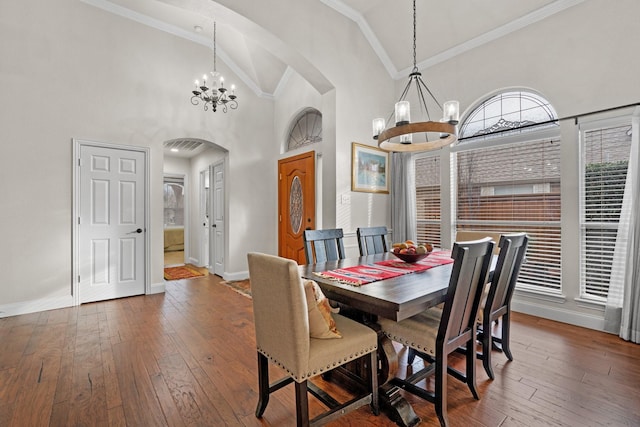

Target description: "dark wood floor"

left=1, top=273, right=639, bottom=426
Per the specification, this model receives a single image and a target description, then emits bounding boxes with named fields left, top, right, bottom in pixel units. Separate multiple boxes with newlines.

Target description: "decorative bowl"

left=391, top=251, right=431, bottom=263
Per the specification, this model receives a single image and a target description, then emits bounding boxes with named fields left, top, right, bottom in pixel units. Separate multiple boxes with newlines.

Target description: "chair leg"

left=407, top=347, right=416, bottom=364
left=294, top=380, right=310, bottom=427
left=466, top=338, right=479, bottom=400
left=502, top=312, right=513, bottom=361
left=255, top=353, right=270, bottom=418
left=369, top=350, right=379, bottom=415
left=481, top=320, right=495, bottom=380
left=435, top=353, right=449, bottom=427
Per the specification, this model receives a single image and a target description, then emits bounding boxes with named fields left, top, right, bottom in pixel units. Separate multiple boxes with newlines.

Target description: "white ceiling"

left=83, top=0, right=584, bottom=98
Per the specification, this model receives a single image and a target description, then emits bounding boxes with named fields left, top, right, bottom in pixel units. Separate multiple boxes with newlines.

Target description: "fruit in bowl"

left=391, top=240, right=433, bottom=263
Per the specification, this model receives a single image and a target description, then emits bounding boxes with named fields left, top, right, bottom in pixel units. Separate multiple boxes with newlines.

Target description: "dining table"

left=299, top=250, right=458, bottom=427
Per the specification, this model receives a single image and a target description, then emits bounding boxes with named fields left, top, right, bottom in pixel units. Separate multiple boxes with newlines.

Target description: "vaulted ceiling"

left=84, top=0, right=584, bottom=98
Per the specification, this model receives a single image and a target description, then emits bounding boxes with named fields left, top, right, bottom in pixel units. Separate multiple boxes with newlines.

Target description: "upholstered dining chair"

left=378, top=238, right=494, bottom=427
left=303, top=228, right=346, bottom=264
left=247, top=252, right=379, bottom=426
left=356, top=226, right=389, bottom=256
left=477, top=232, right=529, bottom=379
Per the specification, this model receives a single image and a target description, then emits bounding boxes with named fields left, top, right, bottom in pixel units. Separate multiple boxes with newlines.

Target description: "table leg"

left=337, top=310, right=421, bottom=427
left=376, top=332, right=421, bottom=427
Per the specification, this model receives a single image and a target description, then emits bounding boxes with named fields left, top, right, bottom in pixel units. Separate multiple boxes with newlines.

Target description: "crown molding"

left=322, top=0, right=586, bottom=80
left=272, top=66, right=294, bottom=100
left=319, top=0, right=396, bottom=78
left=81, top=0, right=586, bottom=93
left=401, top=0, right=586, bottom=78
left=80, top=0, right=270, bottom=98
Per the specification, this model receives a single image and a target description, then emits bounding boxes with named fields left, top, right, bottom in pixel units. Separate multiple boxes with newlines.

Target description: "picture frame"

left=351, top=142, right=390, bottom=194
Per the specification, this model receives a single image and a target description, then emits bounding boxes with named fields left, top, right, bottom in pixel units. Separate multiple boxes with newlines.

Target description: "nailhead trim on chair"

left=381, top=332, right=436, bottom=356
left=257, top=345, right=377, bottom=382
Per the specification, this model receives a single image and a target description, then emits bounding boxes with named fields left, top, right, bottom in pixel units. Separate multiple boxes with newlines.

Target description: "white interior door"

left=79, top=144, right=146, bottom=303
left=212, top=162, right=224, bottom=276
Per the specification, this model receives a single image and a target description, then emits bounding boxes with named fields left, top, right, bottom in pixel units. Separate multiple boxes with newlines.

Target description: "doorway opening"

left=164, top=175, right=186, bottom=267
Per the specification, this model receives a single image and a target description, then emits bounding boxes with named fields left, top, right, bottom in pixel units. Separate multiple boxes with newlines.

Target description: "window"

left=580, top=121, right=632, bottom=300
left=164, top=178, right=184, bottom=227
left=287, top=108, right=322, bottom=151
left=456, top=90, right=562, bottom=293
left=414, top=155, right=441, bottom=247
left=460, top=91, right=557, bottom=139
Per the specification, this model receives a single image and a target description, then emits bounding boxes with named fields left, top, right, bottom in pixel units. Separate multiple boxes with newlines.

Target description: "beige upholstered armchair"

left=247, top=252, right=379, bottom=426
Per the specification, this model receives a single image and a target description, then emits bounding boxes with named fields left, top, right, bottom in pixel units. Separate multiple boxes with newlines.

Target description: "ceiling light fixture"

left=372, top=0, right=459, bottom=152
left=191, top=22, right=238, bottom=113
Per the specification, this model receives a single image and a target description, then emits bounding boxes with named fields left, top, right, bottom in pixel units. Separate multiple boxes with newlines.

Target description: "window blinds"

left=414, top=155, right=441, bottom=247
left=581, top=124, right=631, bottom=299
left=457, top=139, right=562, bottom=292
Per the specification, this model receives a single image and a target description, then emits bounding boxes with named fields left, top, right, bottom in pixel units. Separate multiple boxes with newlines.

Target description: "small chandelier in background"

left=191, top=22, right=238, bottom=113
left=373, top=0, right=459, bottom=152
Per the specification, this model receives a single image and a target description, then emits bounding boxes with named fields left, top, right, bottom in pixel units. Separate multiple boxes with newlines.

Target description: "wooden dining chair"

left=477, top=232, right=529, bottom=379
left=378, top=238, right=494, bottom=427
left=455, top=230, right=502, bottom=255
left=303, top=228, right=346, bottom=264
left=406, top=230, right=502, bottom=365
left=356, top=226, right=389, bottom=256
left=247, top=252, right=379, bottom=426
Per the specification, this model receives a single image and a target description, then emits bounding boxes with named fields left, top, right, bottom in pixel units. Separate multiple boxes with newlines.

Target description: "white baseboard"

left=1, top=279, right=608, bottom=335
left=148, top=282, right=165, bottom=294
left=222, top=270, right=249, bottom=282
left=0, top=295, right=74, bottom=319
left=512, top=299, right=607, bottom=332
left=0, top=283, right=166, bottom=319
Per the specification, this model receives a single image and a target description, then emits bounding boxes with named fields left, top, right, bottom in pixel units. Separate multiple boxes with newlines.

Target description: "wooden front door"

left=278, top=151, right=315, bottom=264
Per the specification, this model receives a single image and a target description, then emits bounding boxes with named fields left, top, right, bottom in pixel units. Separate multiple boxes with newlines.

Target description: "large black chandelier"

left=191, top=22, right=238, bottom=113
left=372, top=0, right=459, bottom=152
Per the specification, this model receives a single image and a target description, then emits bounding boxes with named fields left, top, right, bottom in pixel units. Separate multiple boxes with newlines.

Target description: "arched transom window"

left=459, top=90, right=558, bottom=140
left=287, top=108, right=322, bottom=151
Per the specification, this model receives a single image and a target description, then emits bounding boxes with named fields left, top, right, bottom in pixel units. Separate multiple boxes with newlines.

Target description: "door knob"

left=127, top=228, right=143, bottom=234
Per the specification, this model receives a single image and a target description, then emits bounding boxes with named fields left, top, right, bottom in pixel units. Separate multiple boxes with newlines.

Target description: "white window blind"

left=414, top=155, right=441, bottom=247
left=457, top=139, right=562, bottom=292
left=580, top=123, right=631, bottom=300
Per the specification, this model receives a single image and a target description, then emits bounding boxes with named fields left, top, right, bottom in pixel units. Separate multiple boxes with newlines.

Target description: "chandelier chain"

left=213, top=22, right=217, bottom=74
left=412, top=0, right=417, bottom=72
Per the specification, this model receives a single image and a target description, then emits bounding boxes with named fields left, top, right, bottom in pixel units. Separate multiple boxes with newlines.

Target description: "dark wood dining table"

left=299, top=251, right=456, bottom=427
left=299, top=252, right=453, bottom=322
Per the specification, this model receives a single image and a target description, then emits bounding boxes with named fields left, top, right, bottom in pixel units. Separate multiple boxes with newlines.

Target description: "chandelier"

left=372, top=0, right=459, bottom=152
left=191, top=22, right=238, bottom=113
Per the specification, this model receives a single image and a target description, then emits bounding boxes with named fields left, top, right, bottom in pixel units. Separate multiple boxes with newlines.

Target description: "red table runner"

left=313, top=250, right=453, bottom=286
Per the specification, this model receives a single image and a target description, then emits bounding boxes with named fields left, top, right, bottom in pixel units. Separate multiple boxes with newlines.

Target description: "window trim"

left=454, top=90, right=562, bottom=295
left=578, top=115, right=633, bottom=302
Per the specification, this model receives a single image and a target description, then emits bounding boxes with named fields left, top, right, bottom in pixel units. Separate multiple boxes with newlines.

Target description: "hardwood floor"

left=1, top=273, right=638, bottom=426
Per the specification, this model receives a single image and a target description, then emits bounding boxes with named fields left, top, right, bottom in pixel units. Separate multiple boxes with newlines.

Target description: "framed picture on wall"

left=351, top=142, right=390, bottom=194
